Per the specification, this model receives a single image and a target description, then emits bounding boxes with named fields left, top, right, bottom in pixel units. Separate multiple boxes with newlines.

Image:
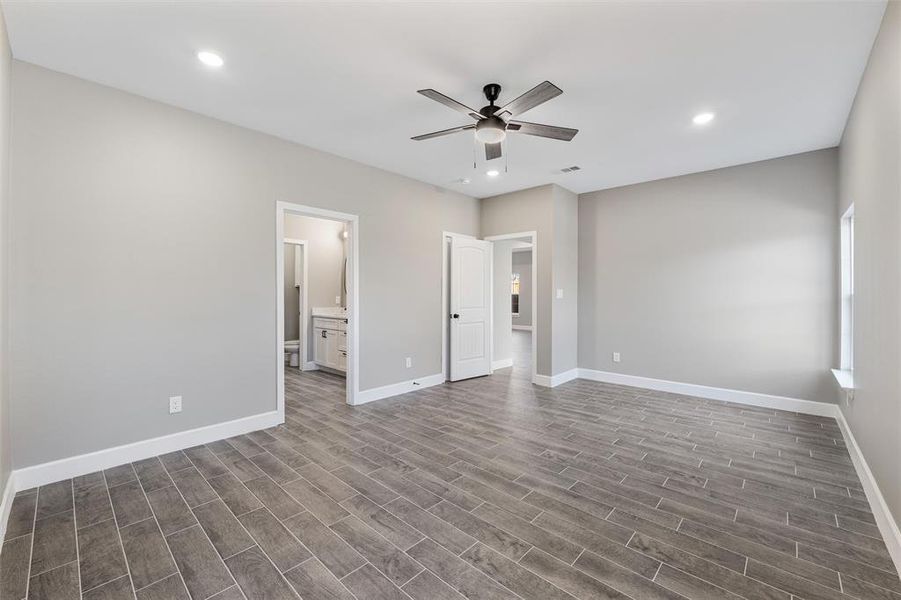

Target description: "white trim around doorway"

left=277, top=201, right=360, bottom=408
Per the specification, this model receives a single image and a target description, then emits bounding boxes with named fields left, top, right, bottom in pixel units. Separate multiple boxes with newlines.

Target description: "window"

left=840, top=205, right=854, bottom=372
left=511, top=273, right=520, bottom=316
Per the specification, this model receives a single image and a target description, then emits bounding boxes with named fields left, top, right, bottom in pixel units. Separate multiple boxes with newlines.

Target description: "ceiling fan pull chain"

left=505, top=139, right=509, bottom=173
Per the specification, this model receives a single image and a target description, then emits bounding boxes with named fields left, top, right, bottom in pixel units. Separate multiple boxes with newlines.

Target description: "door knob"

left=451, top=313, right=460, bottom=319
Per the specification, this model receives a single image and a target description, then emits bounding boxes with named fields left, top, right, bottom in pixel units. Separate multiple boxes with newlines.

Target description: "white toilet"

left=284, top=340, right=301, bottom=367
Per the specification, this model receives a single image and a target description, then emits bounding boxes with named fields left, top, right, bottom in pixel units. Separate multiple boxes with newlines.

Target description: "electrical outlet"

left=169, top=396, right=182, bottom=414
left=405, top=357, right=412, bottom=368
left=556, top=289, right=564, bottom=299
left=612, top=352, right=621, bottom=363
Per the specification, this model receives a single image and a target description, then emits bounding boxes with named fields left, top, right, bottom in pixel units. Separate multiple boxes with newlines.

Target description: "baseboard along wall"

left=491, top=358, right=514, bottom=370
left=354, top=372, right=445, bottom=406
left=10, top=410, right=282, bottom=492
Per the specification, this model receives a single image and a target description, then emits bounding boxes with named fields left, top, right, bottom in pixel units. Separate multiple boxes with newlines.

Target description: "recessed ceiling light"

left=693, top=112, right=715, bottom=126
left=486, top=170, right=500, bottom=178
left=197, top=51, right=224, bottom=68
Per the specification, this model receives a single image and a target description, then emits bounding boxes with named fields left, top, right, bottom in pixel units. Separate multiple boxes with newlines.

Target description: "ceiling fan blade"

left=485, top=142, right=502, bottom=161
left=495, top=81, right=562, bottom=119
left=507, top=120, right=578, bottom=141
left=411, top=124, right=476, bottom=141
left=417, top=89, right=484, bottom=121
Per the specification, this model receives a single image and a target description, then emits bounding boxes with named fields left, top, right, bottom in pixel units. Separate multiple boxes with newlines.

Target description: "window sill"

left=831, top=368, right=855, bottom=391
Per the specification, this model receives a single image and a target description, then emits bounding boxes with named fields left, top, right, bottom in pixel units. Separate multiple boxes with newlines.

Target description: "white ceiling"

left=2, top=1, right=885, bottom=198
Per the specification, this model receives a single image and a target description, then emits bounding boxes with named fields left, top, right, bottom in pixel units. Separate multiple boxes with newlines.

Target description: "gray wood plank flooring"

left=2, top=331, right=899, bottom=599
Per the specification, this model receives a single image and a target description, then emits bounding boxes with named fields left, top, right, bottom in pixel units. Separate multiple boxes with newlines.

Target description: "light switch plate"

left=556, top=289, right=564, bottom=299
left=405, top=357, right=412, bottom=368
left=612, top=352, right=621, bottom=363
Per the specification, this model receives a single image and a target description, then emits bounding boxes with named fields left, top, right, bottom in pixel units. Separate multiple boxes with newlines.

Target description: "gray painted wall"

left=0, top=8, right=10, bottom=495
left=838, top=2, right=901, bottom=528
left=492, top=240, right=513, bottom=366
left=481, top=184, right=580, bottom=378
left=512, top=250, right=532, bottom=327
left=284, top=214, right=346, bottom=356
left=578, top=149, right=838, bottom=402
left=481, top=185, right=555, bottom=376
left=9, top=61, right=479, bottom=468
left=552, top=186, right=579, bottom=375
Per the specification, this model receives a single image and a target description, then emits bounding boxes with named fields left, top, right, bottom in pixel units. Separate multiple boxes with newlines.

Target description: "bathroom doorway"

left=283, top=238, right=308, bottom=369
left=276, top=202, right=359, bottom=411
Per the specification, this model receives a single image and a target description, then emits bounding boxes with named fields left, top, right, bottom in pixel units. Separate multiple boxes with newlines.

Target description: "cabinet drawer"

left=337, top=331, right=347, bottom=351
left=313, top=317, right=341, bottom=330
left=337, top=319, right=347, bottom=332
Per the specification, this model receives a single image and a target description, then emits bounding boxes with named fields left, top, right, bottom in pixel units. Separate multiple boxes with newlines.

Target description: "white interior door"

left=450, top=237, right=492, bottom=381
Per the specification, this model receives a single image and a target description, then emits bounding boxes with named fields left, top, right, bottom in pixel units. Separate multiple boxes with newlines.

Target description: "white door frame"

left=277, top=201, right=360, bottom=410
left=484, top=231, right=538, bottom=384
left=282, top=238, right=310, bottom=369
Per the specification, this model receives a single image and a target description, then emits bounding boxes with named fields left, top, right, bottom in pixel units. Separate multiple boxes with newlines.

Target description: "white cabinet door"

left=449, top=237, right=492, bottom=381
left=314, top=328, right=328, bottom=365
left=326, top=331, right=340, bottom=368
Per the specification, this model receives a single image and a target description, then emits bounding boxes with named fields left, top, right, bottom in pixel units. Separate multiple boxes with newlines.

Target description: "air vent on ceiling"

left=560, top=165, right=581, bottom=173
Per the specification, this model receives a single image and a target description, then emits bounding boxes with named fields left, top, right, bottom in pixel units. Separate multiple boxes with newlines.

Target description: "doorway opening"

left=442, top=230, right=537, bottom=384
left=486, top=232, right=537, bottom=384
left=276, top=202, right=359, bottom=411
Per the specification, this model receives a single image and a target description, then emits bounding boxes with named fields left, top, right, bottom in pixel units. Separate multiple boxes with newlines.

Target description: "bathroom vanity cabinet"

left=313, top=315, right=347, bottom=373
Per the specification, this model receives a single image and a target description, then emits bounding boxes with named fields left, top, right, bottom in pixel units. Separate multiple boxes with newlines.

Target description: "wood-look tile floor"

left=3, top=331, right=900, bottom=599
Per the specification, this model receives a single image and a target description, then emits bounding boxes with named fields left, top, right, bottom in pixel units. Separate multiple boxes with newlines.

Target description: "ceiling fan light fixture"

left=475, top=116, right=507, bottom=144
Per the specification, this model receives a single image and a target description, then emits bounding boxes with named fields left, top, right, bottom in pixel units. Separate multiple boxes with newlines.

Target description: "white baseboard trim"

left=533, top=368, right=579, bottom=388
left=512, top=325, right=532, bottom=331
left=12, top=410, right=282, bottom=491
left=834, top=407, right=901, bottom=576
left=0, top=474, right=15, bottom=547
left=576, top=368, right=837, bottom=417
left=354, top=372, right=444, bottom=406
left=491, top=358, right=514, bottom=370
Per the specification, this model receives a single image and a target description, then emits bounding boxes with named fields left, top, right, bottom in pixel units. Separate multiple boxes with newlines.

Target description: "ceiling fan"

left=412, top=81, right=578, bottom=161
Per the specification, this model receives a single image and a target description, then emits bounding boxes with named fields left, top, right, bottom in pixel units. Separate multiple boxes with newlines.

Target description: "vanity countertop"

left=312, top=307, right=347, bottom=319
